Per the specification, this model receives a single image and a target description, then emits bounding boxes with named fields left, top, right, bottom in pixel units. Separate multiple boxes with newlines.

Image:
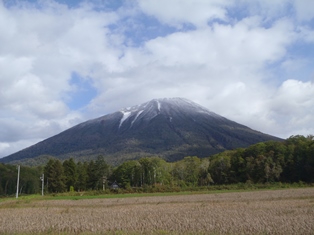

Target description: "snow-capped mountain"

left=1, top=98, right=282, bottom=165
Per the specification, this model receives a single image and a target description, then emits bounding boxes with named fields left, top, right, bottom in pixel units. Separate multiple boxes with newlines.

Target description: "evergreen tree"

left=94, top=156, right=111, bottom=190
left=87, top=160, right=97, bottom=190
left=76, top=161, right=88, bottom=191
left=44, top=159, right=66, bottom=193
left=63, top=158, right=77, bottom=191
left=86, top=156, right=110, bottom=190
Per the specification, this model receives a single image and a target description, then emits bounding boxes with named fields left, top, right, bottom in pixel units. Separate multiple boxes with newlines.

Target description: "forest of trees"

left=1, top=135, right=314, bottom=195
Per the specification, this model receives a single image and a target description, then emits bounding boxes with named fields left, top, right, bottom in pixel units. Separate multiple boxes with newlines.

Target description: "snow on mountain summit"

left=80, top=97, right=220, bottom=129
left=123, top=97, right=218, bottom=116
left=117, top=97, right=220, bottom=129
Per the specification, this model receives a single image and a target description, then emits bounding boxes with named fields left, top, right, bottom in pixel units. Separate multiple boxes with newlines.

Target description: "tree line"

left=1, top=135, right=313, bottom=195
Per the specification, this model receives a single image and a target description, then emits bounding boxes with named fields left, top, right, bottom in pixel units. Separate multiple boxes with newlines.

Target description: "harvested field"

left=0, top=188, right=314, bottom=234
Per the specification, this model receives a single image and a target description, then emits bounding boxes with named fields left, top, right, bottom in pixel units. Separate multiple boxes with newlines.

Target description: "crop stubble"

left=0, top=188, right=313, bottom=234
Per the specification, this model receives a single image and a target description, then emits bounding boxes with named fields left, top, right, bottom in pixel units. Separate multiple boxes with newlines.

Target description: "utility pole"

left=16, top=165, right=20, bottom=199
left=40, top=174, right=44, bottom=196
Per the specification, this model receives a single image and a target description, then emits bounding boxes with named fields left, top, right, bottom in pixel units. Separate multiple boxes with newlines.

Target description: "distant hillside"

left=0, top=98, right=282, bottom=165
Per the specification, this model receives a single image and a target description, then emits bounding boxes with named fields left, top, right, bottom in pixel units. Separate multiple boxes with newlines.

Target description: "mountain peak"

left=117, top=97, right=221, bottom=129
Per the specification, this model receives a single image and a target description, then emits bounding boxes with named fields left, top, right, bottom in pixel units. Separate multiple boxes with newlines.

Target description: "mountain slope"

left=0, top=98, right=282, bottom=165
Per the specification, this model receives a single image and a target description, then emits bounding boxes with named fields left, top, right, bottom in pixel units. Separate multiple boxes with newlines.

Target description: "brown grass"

left=0, top=188, right=314, bottom=234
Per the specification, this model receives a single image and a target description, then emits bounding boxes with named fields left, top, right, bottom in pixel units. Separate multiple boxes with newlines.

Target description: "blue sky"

left=0, top=0, right=314, bottom=158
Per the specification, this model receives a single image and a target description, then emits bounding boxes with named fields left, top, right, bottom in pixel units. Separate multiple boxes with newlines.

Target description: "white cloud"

left=267, top=79, right=314, bottom=136
left=137, top=0, right=233, bottom=27
left=114, top=16, right=295, bottom=75
left=271, top=80, right=314, bottom=115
